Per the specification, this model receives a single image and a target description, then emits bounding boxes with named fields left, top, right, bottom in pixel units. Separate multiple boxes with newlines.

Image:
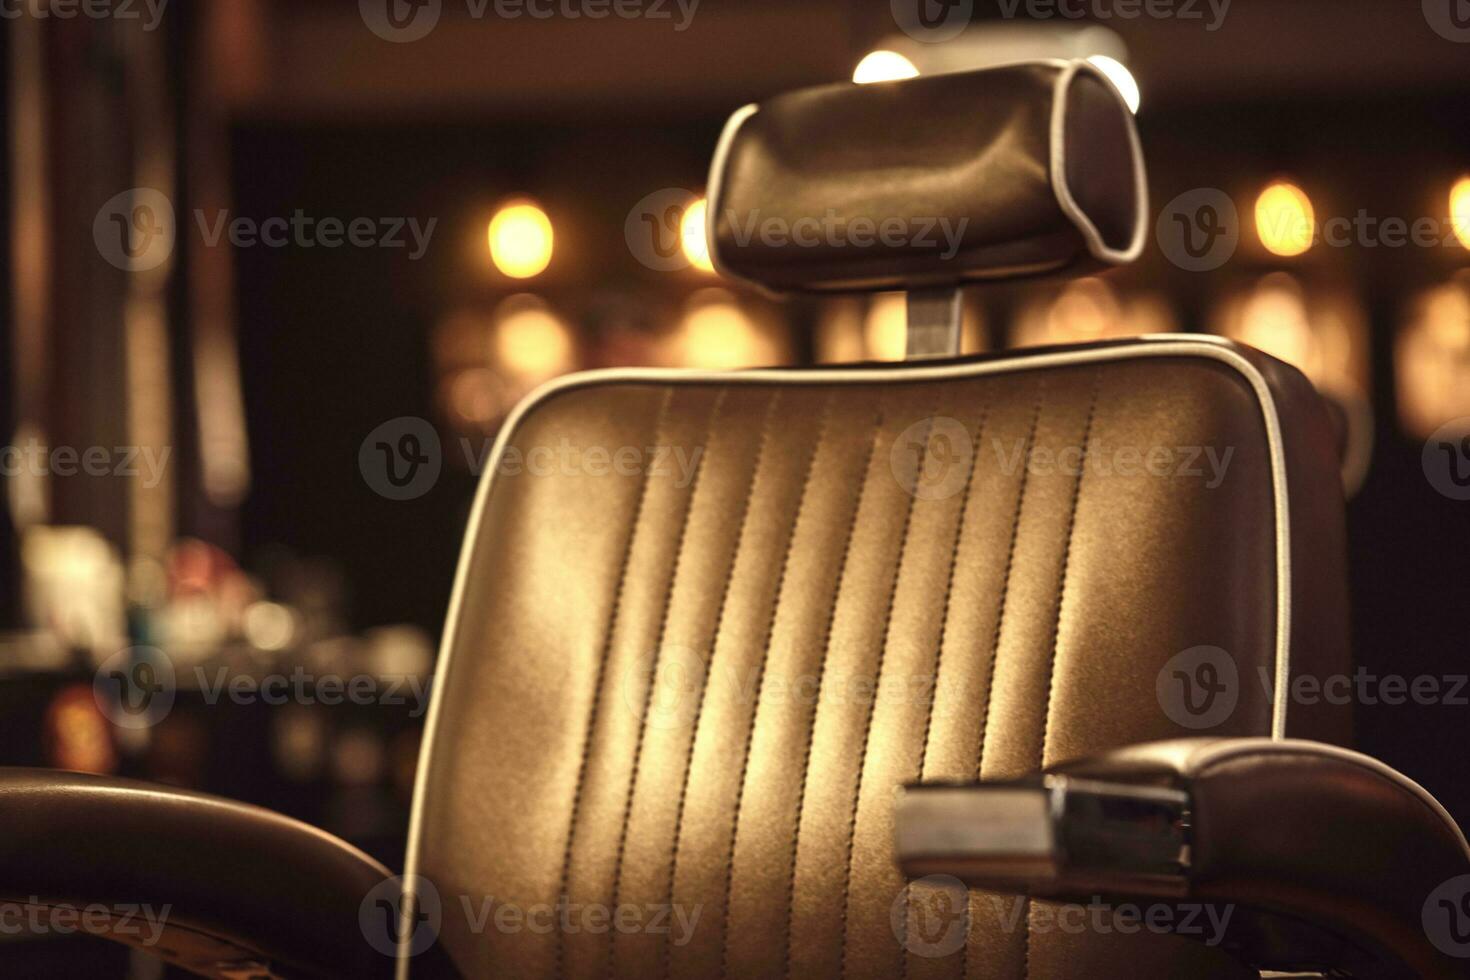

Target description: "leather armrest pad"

left=0, top=767, right=394, bottom=978
left=1054, top=738, right=1470, bottom=978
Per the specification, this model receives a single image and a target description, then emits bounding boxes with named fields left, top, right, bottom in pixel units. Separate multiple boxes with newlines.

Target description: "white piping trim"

left=1049, top=58, right=1150, bottom=265
left=704, top=102, right=763, bottom=291
left=398, top=335, right=1292, bottom=972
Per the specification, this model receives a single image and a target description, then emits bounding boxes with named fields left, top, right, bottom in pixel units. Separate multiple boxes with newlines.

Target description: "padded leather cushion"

left=1057, top=738, right=1470, bottom=979
left=0, top=767, right=393, bottom=978
left=709, top=60, right=1144, bottom=293
left=411, top=338, right=1348, bottom=978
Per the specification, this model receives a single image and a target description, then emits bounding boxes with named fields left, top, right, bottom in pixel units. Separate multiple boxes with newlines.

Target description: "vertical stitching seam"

left=975, top=390, right=1044, bottom=980
left=974, top=391, right=1045, bottom=779
left=899, top=400, right=989, bottom=980
left=1037, top=372, right=1100, bottom=771
left=913, top=402, right=991, bottom=783
left=1025, top=370, right=1101, bottom=980
left=555, top=387, right=674, bottom=980
left=607, top=388, right=727, bottom=979
left=781, top=400, right=888, bottom=980
left=718, top=392, right=833, bottom=980
left=662, top=390, right=779, bottom=980
left=836, top=403, right=923, bottom=980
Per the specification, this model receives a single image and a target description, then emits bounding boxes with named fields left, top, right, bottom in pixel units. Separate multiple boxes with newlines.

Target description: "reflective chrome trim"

left=905, top=286, right=963, bottom=359
left=399, top=334, right=1292, bottom=973
left=894, top=776, right=1191, bottom=894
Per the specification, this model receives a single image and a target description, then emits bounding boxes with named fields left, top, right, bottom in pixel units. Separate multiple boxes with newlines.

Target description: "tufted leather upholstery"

left=407, top=335, right=1351, bottom=978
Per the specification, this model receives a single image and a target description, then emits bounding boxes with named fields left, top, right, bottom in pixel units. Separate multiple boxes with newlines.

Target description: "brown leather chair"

left=3, top=60, right=1468, bottom=980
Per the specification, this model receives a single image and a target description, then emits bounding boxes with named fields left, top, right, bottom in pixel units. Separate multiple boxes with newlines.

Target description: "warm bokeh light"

left=1086, top=55, right=1140, bottom=114
left=1047, top=277, right=1123, bottom=341
left=1230, top=273, right=1315, bottom=369
left=815, top=302, right=864, bottom=363
left=442, top=367, right=505, bottom=426
left=45, top=685, right=117, bottom=775
left=863, top=292, right=910, bottom=361
left=243, top=600, right=296, bottom=651
left=1451, top=176, right=1470, bottom=251
left=1398, top=278, right=1470, bottom=439
left=488, top=200, right=554, bottom=279
left=1214, top=274, right=1374, bottom=494
left=1255, top=181, right=1315, bottom=257
left=21, top=526, right=126, bottom=653
left=818, top=294, right=985, bottom=362
left=853, top=50, right=919, bottom=85
left=680, top=198, right=715, bottom=273
left=669, top=289, right=784, bottom=369
left=1011, top=279, right=1174, bottom=347
left=491, top=295, right=576, bottom=380
left=1214, top=273, right=1369, bottom=396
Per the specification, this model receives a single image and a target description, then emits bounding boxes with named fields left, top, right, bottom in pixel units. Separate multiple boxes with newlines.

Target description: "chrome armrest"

left=895, top=775, right=1189, bottom=899
left=892, top=738, right=1470, bottom=980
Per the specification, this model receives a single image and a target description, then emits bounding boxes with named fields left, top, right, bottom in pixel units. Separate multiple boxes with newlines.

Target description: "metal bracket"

left=905, top=287, right=963, bottom=360
left=894, top=775, right=1191, bottom=897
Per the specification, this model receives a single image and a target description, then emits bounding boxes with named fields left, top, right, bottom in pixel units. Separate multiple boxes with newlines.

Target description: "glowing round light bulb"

left=1450, top=176, right=1470, bottom=251
left=488, top=201, right=554, bottom=279
left=1255, top=182, right=1315, bottom=258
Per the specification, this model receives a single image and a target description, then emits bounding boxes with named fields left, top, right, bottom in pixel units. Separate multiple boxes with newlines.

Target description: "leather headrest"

left=706, top=59, right=1147, bottom=294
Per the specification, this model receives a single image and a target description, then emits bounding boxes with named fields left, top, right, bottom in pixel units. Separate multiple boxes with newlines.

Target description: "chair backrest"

left=404, top=342, right=1349, bottom=977
left=402, top=61, right=1351, bottom=978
